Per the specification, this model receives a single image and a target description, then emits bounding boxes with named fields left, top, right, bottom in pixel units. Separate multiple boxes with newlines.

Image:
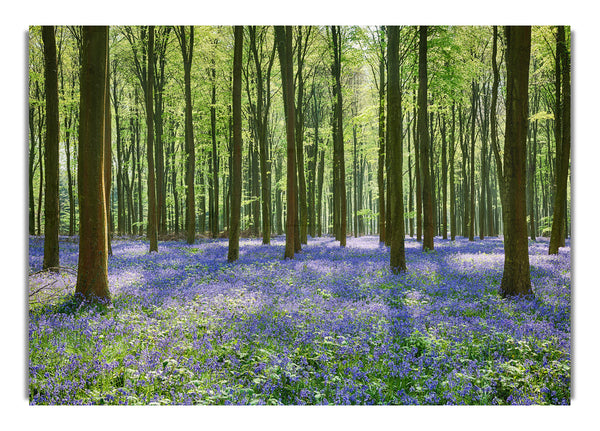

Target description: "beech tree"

left=248, top=26, right=276, bottom=245
left=331, top=25, right=347, bottom=247
left=29, top=25, right=570, bottom=263
left=228, top=26, right=243, bottom=262
left=41, top=26, right=60, bottom=270
left=549, top=26, right=571, bottom=255
left=146, top=26, right=158, bottom=252
left=174, top=26, right=196, bottom=245
left=75, top=26, right=110, bottom=303
left=418, top=26, right=434, bottom=251
left=499, top=26, right=533, bottom=297
left=387, top=26, right=406, bottom=273
left=376, top=27, right=386, bottom=244
left=104, top=50, right=112, bottom=256
left=275, top=25, right=297, bottom=259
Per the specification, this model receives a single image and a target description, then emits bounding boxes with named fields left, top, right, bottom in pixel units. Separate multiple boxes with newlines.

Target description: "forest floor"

left=28, top=235, right=570, bottom=405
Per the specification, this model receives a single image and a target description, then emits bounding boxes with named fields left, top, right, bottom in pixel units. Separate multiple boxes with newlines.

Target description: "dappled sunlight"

left=29, top=235, right=570, bottom=405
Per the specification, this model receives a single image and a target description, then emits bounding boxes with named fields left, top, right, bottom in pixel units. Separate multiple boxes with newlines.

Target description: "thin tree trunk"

left=295, top=26, right=309, bottom=245
left=418, top=26, right=434, bottom=251
left=469, top=81, right=478, bottom=242
left=414, top=85, right=422, bottom=242
left=316, top=148, right=325, bottom=237
left=490, top=26, right=507, bottom=234
left=331, top=26, right=347, bottom=247
left=146, top=26, right=158, bottom=252
left=549, top=26, right=570, bottom=255
left=176, top=26, right=196, bottom=244
left=450, top=103, right=456, bottom=240
left=275, top=26, right=297, bottom=258
left=440, top=113, right=448, bottom=240
left=29, top=106, right=36, bottom=235
left=36, top=81, right=44, bottom=237
left=228, top=26, right=243, bottom=261
left=42, top=26, right=60, bottom=270
left=104, top=52, right=113, bottom=256
left=211, top=58, right=220, bottom=238
left=377, top=27, right=386, bottom=243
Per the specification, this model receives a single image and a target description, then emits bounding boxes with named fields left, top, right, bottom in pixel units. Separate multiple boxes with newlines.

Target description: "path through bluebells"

left=28, top=235, right=571, bottom=405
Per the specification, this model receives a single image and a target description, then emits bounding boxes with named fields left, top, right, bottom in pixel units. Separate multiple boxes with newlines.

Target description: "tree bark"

left=500, top=26, right=533, bottom=297
left=76, top=26, right=110, bottom=303
left=146, top=26, right=158, bottom=252
left=438, top=113, right=447, bottom=240
left=249, top=26, right=275, bottom=244
left=469, top=81, right=478, bottom=242
left=29, top=106, right=37, bottom=236
left=549, top=26, right=570, bottom=255
left=42, top=26, right=60, bottom=270
left=527, top=84, right=539, bottom=241
left=111, top=59, right=124, bottom=236
left=295, top=26, right=310, bottom=245
left=211, top=57, right=220, bottom=238
left=316, top=149, right=325, bottom=237
left=176, top=26, right=196, bottom=244
left=228, top=26, right=244, bottom=262
left=418, top=26, right=434, bottom=251
left=387, top=26, right=406, bottom=273
left=275, top=26, right=297, bottom=258
left=104, top=52, right=113, bottom=255
left=449, top=103, right=456, bottom=240
left=331, top=26, right=347, bottom=247
left=377, top=27, right=386, bottom=243
left=490, top=26, right=507, bottom=233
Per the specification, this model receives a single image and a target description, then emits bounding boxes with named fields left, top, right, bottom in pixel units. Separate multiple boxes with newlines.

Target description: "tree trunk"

left=418, top=26, right=434, bottom=251
left=377, top=28, right=386, bottom=242
left=29, top=106, right=36, bottom=235
left=146, top=26, right=158, bottom=252
left=549, top=26, right=570, bottom=255
left=36, top=82, right=44, bottom=237
left=154, top=28, right=170, bottom=236
left=469, top=81, right=478, bottom=242
left=440, top=113, right=448, bottom=240
left=527, top=85, right=539, bottom=241
left=104, top=53, right=113, bottom=256
left=331, top=26, right=347, bottom=247
left=387, top=26, right=406, bottom=273
left=407, top=114, right=414, bottom=238
left=450, top=103, right=456, bottom=240
left=211, top=59, right=220, bottom=238
left=42, top=26, right=60, bottom=270
left=275, top=26, right=297, bottom=258
left=313, top=148, right=323, bottom=237
left=490, top=26, right=507, bottom=234
left=353, top=123, right=359, bottom=238
left=76, top=26, right=110, bottom=303
left=500, top=26, right=533, bottom=297
left=414, top=85, right=422, bottom=242
left=176, top=26, right=196, bottom=244
left=111, top=62, right=124, bottom=236
left=480, top=85, right=489, bottom=239
left=295, top=26, right=309, bottom=245
left=228, top=26, right=243, bottom=262
left=249, top=26, right=275, bottom=244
